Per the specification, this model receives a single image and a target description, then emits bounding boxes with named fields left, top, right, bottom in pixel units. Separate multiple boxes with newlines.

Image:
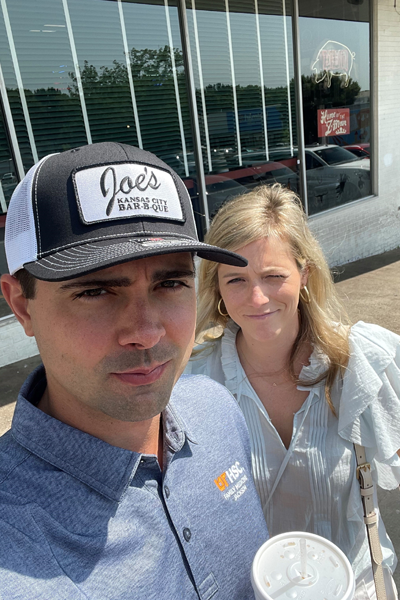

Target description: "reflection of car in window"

left=184, top=144, right=370, bottom=218
left=205, top=176, right=249, bottom=218
left=303, top=145, right=370, bottom=212
left=343, top=144, right=370, bottom=159
left=1, top=172, right=18, bottom=203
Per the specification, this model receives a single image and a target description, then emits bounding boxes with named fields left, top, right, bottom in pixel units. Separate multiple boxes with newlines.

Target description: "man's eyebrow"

left=58, top=270, right=195, bottom=292
left=58, top=277, right=132, bottom=291
left=151, top=269, right=195, bottom=282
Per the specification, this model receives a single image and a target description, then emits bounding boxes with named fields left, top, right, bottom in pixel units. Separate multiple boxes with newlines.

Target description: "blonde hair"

left=196, top=184, right=350, bottom=411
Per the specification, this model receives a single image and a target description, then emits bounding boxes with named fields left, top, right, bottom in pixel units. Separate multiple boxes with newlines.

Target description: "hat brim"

left=24, top=236, right=247, bottom=281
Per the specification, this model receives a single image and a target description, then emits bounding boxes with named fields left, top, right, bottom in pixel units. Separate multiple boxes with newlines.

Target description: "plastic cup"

left=251, top=531, right=355, bottom=600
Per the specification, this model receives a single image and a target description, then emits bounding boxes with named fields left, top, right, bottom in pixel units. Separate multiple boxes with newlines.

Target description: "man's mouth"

left=112, top=362, right=170, bottom=386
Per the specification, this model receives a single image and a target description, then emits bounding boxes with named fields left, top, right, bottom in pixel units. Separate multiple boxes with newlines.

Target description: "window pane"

left=0, top=108, right=18, bottom=299
left=299, top=0, right=371, bottom=215
left=0, top=0, right=193, bottom=170
left=0, top=0, right=200, bottom=228
left=186, top=0, right=298, bottom=219
left=4, top=0, right=88, bottom=159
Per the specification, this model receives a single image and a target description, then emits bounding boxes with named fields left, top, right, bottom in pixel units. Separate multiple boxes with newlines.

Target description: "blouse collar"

left=220, top=320, right=327, bottom=397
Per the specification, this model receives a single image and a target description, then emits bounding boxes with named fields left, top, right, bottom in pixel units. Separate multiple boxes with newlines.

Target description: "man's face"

left=26, top=253, right=196, bottom=422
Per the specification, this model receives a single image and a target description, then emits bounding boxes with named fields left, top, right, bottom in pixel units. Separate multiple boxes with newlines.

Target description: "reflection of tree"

left=301, top=75, right=361, bottom=145
left=67, top=47, right=188, bottom=155
left=68, top=46, right=184, bottom=95
left=4, top=47, right=302, bottom=170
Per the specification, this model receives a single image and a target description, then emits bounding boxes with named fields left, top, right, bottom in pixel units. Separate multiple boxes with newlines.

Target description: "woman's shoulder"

left=349, top=321, right=400, bottom=361
left=184, top=336, right=224, bottom=380
left=185, top=321, right=240, bottom=386
left=338, top=321, right=400, bottom=488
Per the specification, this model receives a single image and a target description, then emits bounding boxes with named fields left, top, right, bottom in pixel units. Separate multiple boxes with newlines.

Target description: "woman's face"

left=217, top=237, right=308, bottom=344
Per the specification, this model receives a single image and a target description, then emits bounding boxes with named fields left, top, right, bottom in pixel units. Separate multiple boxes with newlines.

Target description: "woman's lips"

left=112, top=362, right=169, bottom=386
left=244, top=310, right=278, bottom=320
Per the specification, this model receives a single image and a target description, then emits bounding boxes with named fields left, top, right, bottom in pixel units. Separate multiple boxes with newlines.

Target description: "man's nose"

left=117, top=300, right=166, bottom=349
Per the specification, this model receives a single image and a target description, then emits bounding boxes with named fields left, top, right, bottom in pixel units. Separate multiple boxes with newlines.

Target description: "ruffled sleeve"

left=338, top=321, right=400, bottom=490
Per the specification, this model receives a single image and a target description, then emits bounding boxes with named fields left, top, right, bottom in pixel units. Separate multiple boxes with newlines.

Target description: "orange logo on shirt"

left=214, top=472, right=229, bottom=491
left=214, top=461, right=244, bottom=491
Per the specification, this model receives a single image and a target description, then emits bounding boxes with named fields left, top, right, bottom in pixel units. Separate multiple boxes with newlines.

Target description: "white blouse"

left=185, top=321, right=400, bottom=584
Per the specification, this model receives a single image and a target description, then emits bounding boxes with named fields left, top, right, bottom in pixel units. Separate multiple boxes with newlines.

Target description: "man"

left=0, top=142, right=268, bottom=599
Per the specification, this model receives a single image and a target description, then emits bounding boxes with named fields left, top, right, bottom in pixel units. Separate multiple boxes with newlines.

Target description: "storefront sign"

left=317, top=108, right=350, bottom=137
left=312, top=41, right=355, bottom=88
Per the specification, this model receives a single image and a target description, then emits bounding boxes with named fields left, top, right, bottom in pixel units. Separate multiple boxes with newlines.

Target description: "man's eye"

left=76, top=288, right=107, bottom=298
left=159, top=280, right=188, bottom=289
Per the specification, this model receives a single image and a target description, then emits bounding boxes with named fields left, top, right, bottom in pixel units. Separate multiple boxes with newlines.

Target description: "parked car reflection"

left=343, top=144, right=370, bottom=158
left=0, top=172, right=18, bottom=206
left=302, top=145, right=370, bottom=213
left=184, top=144, right=370, bottom=218
left=205, top=175, right=249, bottom=217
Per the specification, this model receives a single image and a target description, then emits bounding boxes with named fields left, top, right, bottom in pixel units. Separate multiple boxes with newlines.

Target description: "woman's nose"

left=249, top=285, right=269, bottom=306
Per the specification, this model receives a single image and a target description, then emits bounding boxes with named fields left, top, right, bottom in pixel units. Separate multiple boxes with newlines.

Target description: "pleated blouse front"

left=186, top=320, right=400, bottom=580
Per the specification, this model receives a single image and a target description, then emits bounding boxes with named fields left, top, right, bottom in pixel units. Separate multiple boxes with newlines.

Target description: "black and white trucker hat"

left=5, top=142, right=246, bottom=281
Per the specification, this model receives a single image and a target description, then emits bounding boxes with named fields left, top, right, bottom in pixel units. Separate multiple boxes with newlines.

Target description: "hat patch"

left=74, top=163, right=184, bottom=224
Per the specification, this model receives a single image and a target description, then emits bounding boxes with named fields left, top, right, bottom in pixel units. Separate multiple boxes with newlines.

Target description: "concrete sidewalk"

left=1, top=247, right=400, bottom=590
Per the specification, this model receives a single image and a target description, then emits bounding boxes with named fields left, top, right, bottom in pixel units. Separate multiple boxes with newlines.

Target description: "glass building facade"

left=0, top=0, right=371, bottom=266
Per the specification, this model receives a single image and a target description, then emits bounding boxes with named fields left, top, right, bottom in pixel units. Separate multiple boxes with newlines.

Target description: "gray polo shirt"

left=0, top=366, right=268, bottom=599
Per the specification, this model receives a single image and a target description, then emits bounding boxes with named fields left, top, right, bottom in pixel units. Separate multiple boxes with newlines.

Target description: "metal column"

left=291, top=0, right=308, bottom=214
left=177, top=0, right=210, bottom=235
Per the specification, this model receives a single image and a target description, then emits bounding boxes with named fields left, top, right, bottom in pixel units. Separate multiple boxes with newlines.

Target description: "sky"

left=0, top=0, right=370, bottom=94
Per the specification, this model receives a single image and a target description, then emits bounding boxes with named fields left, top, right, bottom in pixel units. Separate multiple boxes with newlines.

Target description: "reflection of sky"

left=1, top=1, right=369, bottom=93
left=188, top=10, right=294, bottom=88
left=1, top=0, right=183, bottom=92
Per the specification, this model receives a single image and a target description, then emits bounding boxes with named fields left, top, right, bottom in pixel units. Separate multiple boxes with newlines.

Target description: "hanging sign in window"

left=317, top=108, right=350, bottom=137
left=312, top=41, right=355, bottom=88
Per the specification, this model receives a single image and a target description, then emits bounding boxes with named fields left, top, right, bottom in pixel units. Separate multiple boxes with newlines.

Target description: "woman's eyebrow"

left=220, top=271, right=245, bottom=279
left=221, top=267, right=282, bottom=278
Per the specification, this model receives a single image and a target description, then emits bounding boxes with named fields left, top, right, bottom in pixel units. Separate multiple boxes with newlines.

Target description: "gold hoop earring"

left=217, top=298, right=229, bottom=317
left=299, top=285, right=310, bottom=304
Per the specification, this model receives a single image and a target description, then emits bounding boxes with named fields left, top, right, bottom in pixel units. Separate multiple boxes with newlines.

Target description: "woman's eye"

left=227, top=278, right=244, bottom=284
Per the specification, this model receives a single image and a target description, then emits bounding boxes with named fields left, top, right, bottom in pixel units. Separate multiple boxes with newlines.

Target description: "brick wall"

left=309, top=0, right=400, bottom=267
left=0, top=315, right=39, bottom=368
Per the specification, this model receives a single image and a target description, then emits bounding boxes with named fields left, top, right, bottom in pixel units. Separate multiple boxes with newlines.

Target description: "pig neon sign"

left=312, top=41, right=355, bottom=88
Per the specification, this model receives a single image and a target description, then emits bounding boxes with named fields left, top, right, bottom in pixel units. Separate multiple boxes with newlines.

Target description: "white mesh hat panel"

left=5, top=155, right=54, bottom=275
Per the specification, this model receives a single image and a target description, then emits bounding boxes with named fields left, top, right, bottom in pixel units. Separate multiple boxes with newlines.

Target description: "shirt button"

left=164, top=486, right=170, bottom=498
left=183, top=528, right=191, bottom=542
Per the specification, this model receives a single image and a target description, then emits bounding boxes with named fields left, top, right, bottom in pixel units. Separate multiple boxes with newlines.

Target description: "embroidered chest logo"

left=214, top=461, right=248, bottom=501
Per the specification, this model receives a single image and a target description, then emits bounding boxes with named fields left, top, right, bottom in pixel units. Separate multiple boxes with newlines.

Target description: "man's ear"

left=1, top=274, right=35, bottom=337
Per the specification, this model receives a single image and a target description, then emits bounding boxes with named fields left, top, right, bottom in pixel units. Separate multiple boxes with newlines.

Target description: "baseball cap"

left=5, top=142, right=247, bottom=281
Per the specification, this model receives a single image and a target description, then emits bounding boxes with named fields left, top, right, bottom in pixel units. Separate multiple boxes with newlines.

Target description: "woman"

left=186, top=184, right=400, bottom=599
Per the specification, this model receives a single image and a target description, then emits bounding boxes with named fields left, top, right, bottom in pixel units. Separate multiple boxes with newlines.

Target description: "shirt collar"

left=11, top=365, right=194, bottom=501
